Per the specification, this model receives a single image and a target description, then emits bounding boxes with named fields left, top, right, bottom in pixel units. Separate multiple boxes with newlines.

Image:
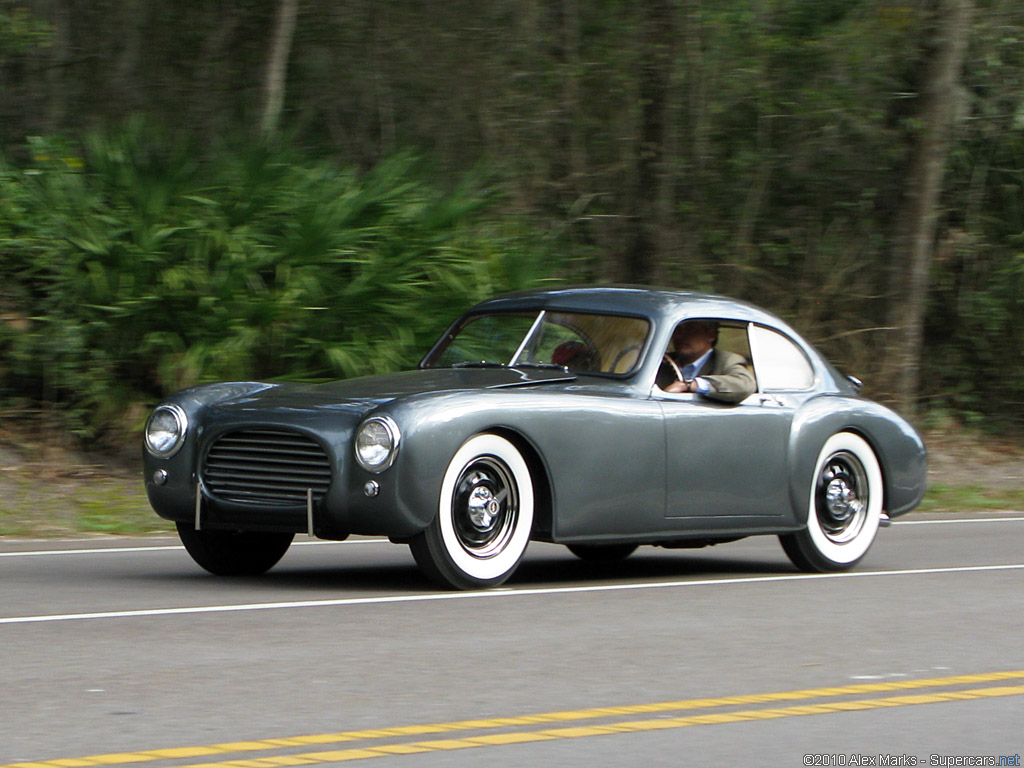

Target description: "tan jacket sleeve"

left=699, top=350, right=757, bottom=404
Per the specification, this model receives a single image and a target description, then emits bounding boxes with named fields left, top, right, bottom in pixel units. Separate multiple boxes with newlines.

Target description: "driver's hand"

left=665, top=380, right=694, bottom=394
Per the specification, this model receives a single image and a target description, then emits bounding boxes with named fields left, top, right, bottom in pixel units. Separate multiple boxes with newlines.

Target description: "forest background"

left=1, top=0, right=1023, bottom=457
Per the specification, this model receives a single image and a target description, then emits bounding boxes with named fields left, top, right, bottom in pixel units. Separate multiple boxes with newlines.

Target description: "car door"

left=659, top=322, right=815, bottom=529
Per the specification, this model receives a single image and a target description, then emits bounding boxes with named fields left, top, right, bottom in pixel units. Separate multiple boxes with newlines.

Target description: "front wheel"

left=176, top=522, right=294, bottom=576
left=780, top=432, right=883, bottom=572
left=410, top=434, right=534, bottom=589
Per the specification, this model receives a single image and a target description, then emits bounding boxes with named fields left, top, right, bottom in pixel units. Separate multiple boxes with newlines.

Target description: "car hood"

left=205, top=367, right=577, bottom=414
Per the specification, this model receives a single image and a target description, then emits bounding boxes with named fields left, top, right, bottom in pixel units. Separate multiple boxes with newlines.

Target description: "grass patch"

left=0, top=466, right=171, bottom=537
left=74, top=482, right=169, bottom=534
left=918, top=484, right=1024, bottom=514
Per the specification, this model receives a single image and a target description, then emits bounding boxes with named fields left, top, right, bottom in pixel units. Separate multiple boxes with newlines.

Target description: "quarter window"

left=749, top=325, right=815, bottom=391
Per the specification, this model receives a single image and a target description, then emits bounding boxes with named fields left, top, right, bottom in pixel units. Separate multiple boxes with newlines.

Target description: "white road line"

left=0, top=545, right=183, bottom=557
left=0, top=517, right=1020, bottom=559
left=2, top=562, right=1023, bottom=626
left=0, top=538, right=386, bottom=558
left=893, top=516, right=1024, bottom=525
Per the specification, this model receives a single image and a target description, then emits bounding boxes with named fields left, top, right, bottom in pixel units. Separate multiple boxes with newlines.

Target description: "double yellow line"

left=8, top=670, right=1024, bottom=768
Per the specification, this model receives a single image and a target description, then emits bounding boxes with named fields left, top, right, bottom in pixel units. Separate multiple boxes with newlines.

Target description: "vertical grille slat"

left=202, top=429, right=332, bottom=505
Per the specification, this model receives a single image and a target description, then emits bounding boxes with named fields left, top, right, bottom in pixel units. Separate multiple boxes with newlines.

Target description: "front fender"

left=345, top=393, right=533, bottom=537
left=352, top=388, right=664, bottom=540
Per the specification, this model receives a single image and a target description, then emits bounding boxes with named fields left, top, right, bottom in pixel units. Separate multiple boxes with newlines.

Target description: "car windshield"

left=421, top=311, right=651, bottom=375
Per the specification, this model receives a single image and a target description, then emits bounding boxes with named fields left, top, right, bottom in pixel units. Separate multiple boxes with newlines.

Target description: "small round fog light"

left=152, top=469, right=168, bottom=486
left=364, top=480, right=380, bottom=498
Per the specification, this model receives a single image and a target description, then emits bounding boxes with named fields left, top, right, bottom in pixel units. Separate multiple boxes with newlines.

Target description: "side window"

left=749, top=325, right=815, bottom=391
left=657, top=318, right=753, bottom=392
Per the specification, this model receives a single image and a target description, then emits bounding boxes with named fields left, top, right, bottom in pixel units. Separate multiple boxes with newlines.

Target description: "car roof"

left=469, top=285, right=782, bottom=326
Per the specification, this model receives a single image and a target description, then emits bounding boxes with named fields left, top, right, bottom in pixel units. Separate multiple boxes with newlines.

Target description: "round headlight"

left=354, top=415, right=401, bottom=473
left=145, top=404, right=188, bottom=458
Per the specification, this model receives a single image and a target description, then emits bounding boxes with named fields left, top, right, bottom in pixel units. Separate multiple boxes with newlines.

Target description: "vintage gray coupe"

left=144, top=286, right=926, bottom=589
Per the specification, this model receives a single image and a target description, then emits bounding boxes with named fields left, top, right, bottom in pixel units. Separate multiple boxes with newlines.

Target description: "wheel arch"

left=487, top=426, right=554, bottom=541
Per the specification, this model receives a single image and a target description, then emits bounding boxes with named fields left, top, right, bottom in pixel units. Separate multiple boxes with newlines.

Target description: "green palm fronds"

left=0, top=127, right=558, bottom=438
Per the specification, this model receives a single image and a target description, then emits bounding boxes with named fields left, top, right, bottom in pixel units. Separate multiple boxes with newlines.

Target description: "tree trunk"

left=113, top=0, right=146, bottom=112
left=259, top=0, right=299, bottom=138
left=623, top=0, right=674, bottom=284
left=44, top=0, right=72, bottom=134
left=195, top=6, right=243, bottom=140
left=889, top=0, right=971, bottom=416
left=676, top=0, right=707, bottom=282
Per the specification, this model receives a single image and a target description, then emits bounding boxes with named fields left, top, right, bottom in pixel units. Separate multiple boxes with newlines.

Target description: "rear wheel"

left=780, top=432, right=883, bottom=572
left=176, top=522, right=294, bottom=576
left=410, top=434, right=534, bottom=589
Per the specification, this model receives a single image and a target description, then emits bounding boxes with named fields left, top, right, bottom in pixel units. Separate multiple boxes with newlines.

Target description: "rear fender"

left=788, top=396, right=926, bottom=524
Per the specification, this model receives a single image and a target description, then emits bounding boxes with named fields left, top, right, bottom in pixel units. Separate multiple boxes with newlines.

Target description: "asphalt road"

left=1, top=511, right=1022, bottom=767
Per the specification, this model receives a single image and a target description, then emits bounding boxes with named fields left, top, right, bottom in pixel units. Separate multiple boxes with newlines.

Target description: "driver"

left=657, top=320, right=756, bottom=403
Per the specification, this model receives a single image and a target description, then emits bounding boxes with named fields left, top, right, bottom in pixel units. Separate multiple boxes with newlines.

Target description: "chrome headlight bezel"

left=354, top=415, right=401, bottom=473
left=144, top=404, right=189, bottom=458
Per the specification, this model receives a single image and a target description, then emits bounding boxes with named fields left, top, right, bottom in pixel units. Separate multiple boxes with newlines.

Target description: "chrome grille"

left=203, top=429, right=332, bottom=505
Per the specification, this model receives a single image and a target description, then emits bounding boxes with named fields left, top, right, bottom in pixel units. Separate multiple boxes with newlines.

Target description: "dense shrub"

left=0, top=125, right=558, bottom=438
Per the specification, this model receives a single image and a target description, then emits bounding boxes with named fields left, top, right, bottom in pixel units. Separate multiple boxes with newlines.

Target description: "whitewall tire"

left=410, top=434, right=534, bottom=589
left=780, top=432, right=883, bottom=572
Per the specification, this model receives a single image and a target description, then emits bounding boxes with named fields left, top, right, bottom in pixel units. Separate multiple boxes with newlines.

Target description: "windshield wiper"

left=450, top=361, right=574, bottom=372
left=512, top=362, right=571, bottom=371
left=451, top=361, right=509, bottom=369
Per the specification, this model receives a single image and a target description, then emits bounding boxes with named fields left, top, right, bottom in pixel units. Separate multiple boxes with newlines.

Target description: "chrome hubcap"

left=816, top=451, right=868, bottom=544
left=452, top=458, right=518, bottom=558
left=467, top=481, right=502, bottom=529
left=824, top=476, right=860, bottom=521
